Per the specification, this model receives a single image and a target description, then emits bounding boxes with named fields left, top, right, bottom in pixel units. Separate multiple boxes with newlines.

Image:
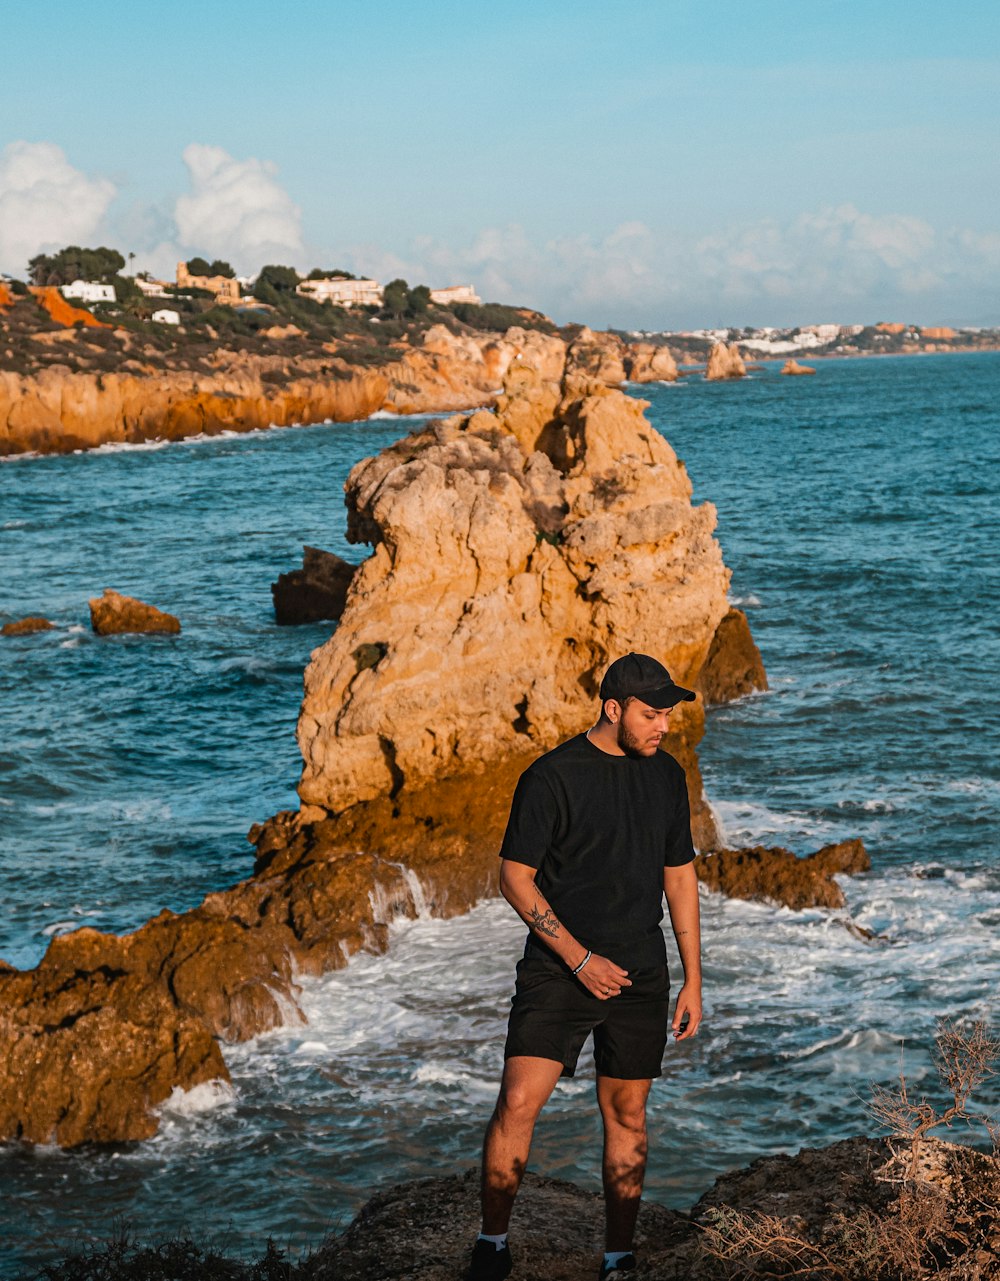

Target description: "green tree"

left=208, top=259, right=235, bottom=278
left=307, top=266, right=357, bottom=280
left=407, top=284, right=431, bottom=315
left=254, top=264, right=301, bottom=294
left=382, top=277, right=410, bottom=317
left=186, top=256, right=212, bottom=277
left=28, top=245, right=125, bottom=286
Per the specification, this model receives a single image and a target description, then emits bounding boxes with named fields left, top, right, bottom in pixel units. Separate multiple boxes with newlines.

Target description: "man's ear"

left=603, top=698, right=622, bottom=724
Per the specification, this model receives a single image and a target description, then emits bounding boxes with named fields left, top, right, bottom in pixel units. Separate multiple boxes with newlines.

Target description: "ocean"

left=1, top=354, right=998, bottom=1274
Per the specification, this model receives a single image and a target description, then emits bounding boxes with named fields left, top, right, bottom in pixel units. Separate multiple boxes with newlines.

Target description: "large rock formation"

left=294, top=365, right=732, bottom=849
left=3, top=358, right=866, bottom=1153
left=0, top=323, right=576, bottom=458
left=705, top=341, right=747, bottom=381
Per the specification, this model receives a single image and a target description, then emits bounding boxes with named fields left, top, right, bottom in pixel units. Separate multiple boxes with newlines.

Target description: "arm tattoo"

left=528, top=901, right=561, bottom=940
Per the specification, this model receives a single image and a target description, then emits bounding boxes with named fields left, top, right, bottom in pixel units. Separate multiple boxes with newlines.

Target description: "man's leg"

left=481, top=1055, right=564, bottom=1232
left=596, top=1075, right=652, bottom=1251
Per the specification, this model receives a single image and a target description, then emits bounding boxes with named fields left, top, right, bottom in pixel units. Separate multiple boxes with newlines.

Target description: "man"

left=465, top=653, right=703, bottom=1281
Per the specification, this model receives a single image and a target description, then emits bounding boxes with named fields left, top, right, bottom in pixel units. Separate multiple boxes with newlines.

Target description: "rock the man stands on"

left=466, top=653, right=703, bottom=1281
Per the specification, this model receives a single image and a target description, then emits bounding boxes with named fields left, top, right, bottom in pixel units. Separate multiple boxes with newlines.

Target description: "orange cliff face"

left=29, top=286, right=112, bottom=329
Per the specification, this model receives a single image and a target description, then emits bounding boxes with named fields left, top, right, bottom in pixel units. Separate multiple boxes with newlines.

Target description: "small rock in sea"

left=781, top=358, right=817, bottom=376
left=271, top=546, right=356, bottom=625
left=1, top=616, right=54, bottom=636
left=88, top=589, right=181, bottom=636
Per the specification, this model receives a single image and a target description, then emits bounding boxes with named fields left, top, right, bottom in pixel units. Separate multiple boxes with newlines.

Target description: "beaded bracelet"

left=571, top=949, right=592, bottom=975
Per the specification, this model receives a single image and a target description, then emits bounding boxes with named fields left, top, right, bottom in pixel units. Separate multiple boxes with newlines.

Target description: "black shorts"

left=504, top=944, right=670, bottom=1080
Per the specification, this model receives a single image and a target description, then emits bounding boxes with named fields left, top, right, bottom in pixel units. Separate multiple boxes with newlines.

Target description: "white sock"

left=604, top=1251, right=631, bottom=1267
left=477, top=1232, right=508, bottom=1251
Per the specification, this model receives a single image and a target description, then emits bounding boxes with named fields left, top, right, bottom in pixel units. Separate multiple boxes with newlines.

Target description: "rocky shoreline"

left=0, top=337, right=875, bottom=1154
left=22, top=1131, right=1000, bottom=1279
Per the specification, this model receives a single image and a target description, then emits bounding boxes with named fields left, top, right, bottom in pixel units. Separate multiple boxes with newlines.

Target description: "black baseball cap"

left=599, top=652, right=696, bottom=709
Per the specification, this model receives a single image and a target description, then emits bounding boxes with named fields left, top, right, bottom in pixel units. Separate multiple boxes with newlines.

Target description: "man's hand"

left=672, top=982, right=702, bottom=1039
left=576, top=953, right=631, bottom=1000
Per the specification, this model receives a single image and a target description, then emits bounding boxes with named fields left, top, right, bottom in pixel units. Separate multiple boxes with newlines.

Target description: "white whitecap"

left=158, top=1079, right=236, bottom=1119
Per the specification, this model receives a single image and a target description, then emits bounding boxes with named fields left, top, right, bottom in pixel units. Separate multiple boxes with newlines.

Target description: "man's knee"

left=598, top=1082, right=650, bottom=1136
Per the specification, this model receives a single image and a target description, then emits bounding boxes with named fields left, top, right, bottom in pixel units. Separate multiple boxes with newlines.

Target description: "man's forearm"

left=664, top=863, right=702, bottom=984
left=500, top=865, right=587, bottom=969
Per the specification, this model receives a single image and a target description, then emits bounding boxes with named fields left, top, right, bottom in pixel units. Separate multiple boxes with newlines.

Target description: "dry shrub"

left=699, top=1018, right=1000, bottom=1280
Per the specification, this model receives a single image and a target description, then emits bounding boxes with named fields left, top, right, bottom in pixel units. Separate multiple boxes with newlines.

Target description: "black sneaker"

left=464, top=1238, right=513, bottom=1281
left=598, top=1253, right=636, bottom=1278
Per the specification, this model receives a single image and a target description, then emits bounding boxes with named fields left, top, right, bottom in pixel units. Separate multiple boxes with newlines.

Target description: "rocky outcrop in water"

left=697, top=606, right=768, bottom=704
left=563, top=327, right=627, bottom=384
left=695, top=839, right=871, bottom=910
left=294, top=364, right=732, bottom=850
left=89, top=589, right=181, bottom=635
left=781, top=357, right=816, bottom=375
left=0, top=353, right=801, bottom=1149
left=272, top=546, right=357, bottom=625
left=705, top=341, right=747, bottom=381
left=625, top=341, right=679, bottom=383
left=1, top=616, right=53, bottom=636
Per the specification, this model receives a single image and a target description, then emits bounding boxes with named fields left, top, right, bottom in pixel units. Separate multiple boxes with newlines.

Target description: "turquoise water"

left=1, top=356, right=998, bottom=1275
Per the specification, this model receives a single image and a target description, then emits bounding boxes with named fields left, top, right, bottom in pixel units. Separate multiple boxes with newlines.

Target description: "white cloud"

left=341, top=204, right=1000, bottom=328
left=173, top=144, right=305, bottom=270
left=0, top=141, right=116, bottom=277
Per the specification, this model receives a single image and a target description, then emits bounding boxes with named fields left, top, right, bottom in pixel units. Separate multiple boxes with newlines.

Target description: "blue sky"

left=2, top=1, right=998, bottom=327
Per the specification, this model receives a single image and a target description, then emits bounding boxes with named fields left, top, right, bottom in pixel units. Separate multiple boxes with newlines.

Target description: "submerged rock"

left=89, top=589, right=181, bottom=635
left=695, top=839, right=871, bottom=910
left=272, top=546, right=357, bottom=625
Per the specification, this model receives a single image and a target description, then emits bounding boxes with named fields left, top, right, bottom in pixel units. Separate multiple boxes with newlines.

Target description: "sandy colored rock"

left=1, top=616, right=54, bottom=636
left=781, top=357, right=816, bottom=375
left=695, top=838, right=871, bottom=910
left=625, top=341, right=679, bottom=382
left=272, top=546, right=357, bottom=624
left=296, top=366, right=732, bottom=854
left=564, top=326, right=627, bottom=384
left=705, top=341, right=746, bottom=381
left=697, top=606, right=768, bottom=704
left=89, top=588, right=181, bottom=635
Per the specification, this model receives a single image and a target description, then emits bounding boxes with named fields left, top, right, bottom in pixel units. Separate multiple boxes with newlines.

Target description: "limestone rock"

left=625, top=341, right=679, bottom=382
left=272, top=546, right=357, bottom=625
left=1, top=616, right=53, bottom=636
left=296, top=366, right=732, bottom=855
left=564, top=326, right=627, bottom=384
left=695, top=839, right=871, bottom=910
left=89, top=589, right=181, bottom=635
left=697, top=607, right=768, bottom=704
left=781, top=358, right=816, bottom=375
left=705, top=342, right=746, bottom=381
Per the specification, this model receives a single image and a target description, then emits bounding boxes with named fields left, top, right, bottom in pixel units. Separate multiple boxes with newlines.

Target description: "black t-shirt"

left=498, top=732, right=695, bottom=969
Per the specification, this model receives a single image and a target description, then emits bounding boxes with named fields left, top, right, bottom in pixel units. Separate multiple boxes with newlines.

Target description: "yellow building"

left=176, top=262, right=241, bottom=302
